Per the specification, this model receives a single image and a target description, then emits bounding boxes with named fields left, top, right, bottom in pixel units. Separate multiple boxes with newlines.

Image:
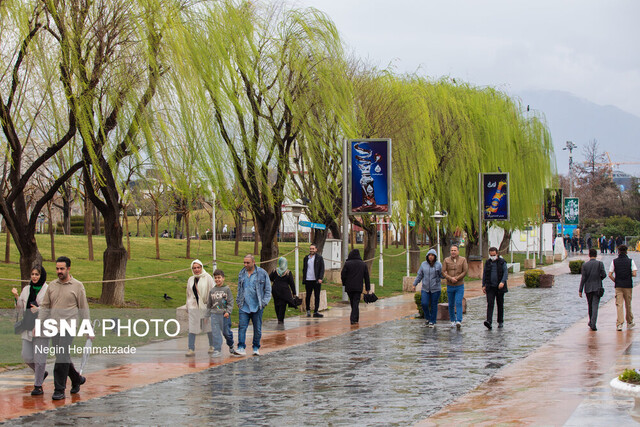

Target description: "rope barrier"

left=1, top=246, right=441, bottom=284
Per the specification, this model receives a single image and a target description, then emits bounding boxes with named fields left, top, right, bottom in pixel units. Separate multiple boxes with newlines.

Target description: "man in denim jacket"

left=235, top=254, right=272, bottom=356
left=412, top=249, right=444, bottom=327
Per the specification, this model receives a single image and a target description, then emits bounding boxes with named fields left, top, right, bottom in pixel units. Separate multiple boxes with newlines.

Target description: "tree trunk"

left=93, top=205, right=100, bottom=235
left=84, top=195, right=94, bottom=261
left=233, top=213, right=242, bottom=256
left=312, top=227, right=328, bottom=254
left=409, top=227, right=420, bottom=274
left=136, top=218, right=140, bottom=237
left=385, top=220, right=389, bottom=249
left=124, top=208, right=131, bottom=260
left=498, top=229, right=512, bottom=255
left=155, top=206, right=160, bottom=259
left=48, top=203, right=55, bottom=261
left=62, top=194, right=71, bottom=235
left=362, top=222, right=377, bottom=271
left=5, top=229, right=10, bottom=264
left=255, top=210, right=281, bottom=273
left=185, top=211, right=191, bottom=259
left=98, top=209, right=127, bottom=307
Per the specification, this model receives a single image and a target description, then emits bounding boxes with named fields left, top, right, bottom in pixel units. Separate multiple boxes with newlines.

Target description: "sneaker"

left=428, top=323, right=435, bottom=328
left=52, top=390, right=65, bottom=400
left=451, top=322, right=456, bottom=327
left=253, top=349, right=260, bottom=356
left=617, top=324, right=623, bottom=331
left=31, top=386, right=43, bottom=396
left=229, top=347, right=238, bottom=355
left=484, top=320, right=492, bottom=330
left=629, top=322, right=636, bottom=329
left=313, top=312, right=324, bottom=318
left=456, top=321, right=462, bottom=329
left=234, top=347, right=246, bottom=356
left=185, top=349, right=195, bottom=357
left=70, top=376, right=86, bottom=394
left=498, top=323, right=504, bottom=328
left=306, top=310, right=311, bottom=317
left=211, top=350, right=222, bottom=357
left=208, top=346, right=215, bottom=354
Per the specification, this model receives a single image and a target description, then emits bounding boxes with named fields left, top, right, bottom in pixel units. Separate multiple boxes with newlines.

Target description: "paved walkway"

left=2, top=253, right=640, bottom=425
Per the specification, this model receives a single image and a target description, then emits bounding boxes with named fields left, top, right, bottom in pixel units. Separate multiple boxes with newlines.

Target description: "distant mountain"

left=514, top=90, right=640, bottom=177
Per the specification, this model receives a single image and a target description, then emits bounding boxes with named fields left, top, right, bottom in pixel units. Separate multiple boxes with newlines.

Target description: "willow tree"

left=350, top=67, right=435, bottom=269
left=44, top=0, right=186, bottom=305
left=0, top=1, right=81, bottom=281
left=178, top=1, right=349, bottom=271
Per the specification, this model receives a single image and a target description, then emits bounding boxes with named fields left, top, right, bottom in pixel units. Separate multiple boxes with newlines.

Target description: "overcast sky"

left=297, top=0, right=640, bottom=118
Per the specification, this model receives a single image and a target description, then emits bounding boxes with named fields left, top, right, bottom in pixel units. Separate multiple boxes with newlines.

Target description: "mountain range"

left=514, top=90, right=640, bottom=177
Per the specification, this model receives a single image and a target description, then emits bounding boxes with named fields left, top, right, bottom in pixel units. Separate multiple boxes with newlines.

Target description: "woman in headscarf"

left=11, top=265, right=49, bottom=395
left=185, top=259, right=215, bottom=356
left=269, top=257, right=298, bottom=324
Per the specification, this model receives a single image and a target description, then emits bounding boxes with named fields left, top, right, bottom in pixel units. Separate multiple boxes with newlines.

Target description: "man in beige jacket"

left=38, top=256, right=90, bottom=400
left=442, top=245, right=468, bottom=329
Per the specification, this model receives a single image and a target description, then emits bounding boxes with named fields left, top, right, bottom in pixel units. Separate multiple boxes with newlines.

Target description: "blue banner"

left=349, top=139, right=391, bottom=215
left=482, top=173, right=509, bottom=221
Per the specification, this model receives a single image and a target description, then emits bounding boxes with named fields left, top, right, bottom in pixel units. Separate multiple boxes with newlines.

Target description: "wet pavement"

left=4, top=256, right=627, bottom=426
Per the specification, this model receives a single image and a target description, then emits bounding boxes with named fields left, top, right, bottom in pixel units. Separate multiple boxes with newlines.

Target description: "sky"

left=296, top=0, right=640, bottom=118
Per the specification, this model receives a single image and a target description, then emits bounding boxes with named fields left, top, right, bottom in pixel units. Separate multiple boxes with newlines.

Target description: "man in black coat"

left=579, top=248, right=606, bottom=331
left=341, top=249, right=371, bottom=324
left=482, top=247, right=508, bottom=330
left=302, top=244, right=325, bottom=318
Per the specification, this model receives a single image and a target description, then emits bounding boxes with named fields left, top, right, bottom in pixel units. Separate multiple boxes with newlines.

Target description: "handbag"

left=363, top=293, right=378, bottom=304
left=14, top=309, right=37, bottom=334
left=291, top=296, right=303, bottom=307
left=598, top=287, right=605, bottom=298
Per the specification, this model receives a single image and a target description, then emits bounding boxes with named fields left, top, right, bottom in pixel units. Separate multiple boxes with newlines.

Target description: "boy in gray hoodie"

left=412, top=249, right=444, bottom=327
left=207, top=270, right=236, bottom=356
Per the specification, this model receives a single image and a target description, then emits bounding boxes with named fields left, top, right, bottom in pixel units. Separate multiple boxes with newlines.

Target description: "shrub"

left=414, top=292, right=424, bottom=318
left=619, top=368, right=640, bottom=385
left=569, top=260, right=585, bottom=274
left=524, top=269, right=544, bottom=288
left=439, top=286, right=448, bottom=303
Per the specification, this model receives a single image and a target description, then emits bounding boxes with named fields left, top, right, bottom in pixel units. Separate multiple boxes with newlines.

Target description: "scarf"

left=190, top=260, right=209, bottom=309
left=27, top=266, right=47, bottom=308
left=276, top=257, right=289, bottom=277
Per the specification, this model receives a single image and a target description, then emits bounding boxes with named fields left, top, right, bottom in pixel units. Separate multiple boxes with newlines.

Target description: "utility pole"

left=563, top=141, right=578, bottom=196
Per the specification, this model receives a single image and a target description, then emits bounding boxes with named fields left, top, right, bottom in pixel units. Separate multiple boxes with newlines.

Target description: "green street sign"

left=564, top=197, right=579, bottom=225
left=408, top=221, right=416, bottom=227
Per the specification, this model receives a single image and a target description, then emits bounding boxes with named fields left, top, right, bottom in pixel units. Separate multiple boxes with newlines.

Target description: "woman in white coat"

left=185, top=259, right=215, bottom=356
left=11, top=265, right=49, bottom=395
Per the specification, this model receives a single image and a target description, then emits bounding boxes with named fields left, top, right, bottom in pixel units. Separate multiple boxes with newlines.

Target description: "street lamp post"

left=431, top=211, right=447, bottom=261
left=211, top=191, right=217, bottom=271
left=287, top=202, right=307, bottom=296
left=563, top=140, right=578, bottom=197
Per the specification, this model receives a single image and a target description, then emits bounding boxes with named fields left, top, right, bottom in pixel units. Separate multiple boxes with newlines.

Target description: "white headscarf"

left=190, top=259, right=210, bottom=309
left=191, top=259, right=206, bottom=278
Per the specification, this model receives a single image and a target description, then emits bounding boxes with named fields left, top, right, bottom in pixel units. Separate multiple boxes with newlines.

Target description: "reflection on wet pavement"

left=10, top=273, right=607, bottom=425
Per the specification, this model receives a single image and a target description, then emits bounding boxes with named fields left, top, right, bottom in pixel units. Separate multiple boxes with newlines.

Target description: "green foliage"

left=601, top=216, right=640, bottom=239
left=619, top=369, right=640, bottom=385
left=414, top=292, right=424, bottom=318
left=524, top=269, right=544, bottom=288
left=569, top=260, right=585, bottom=274
left=439, top=286, right=448, bottom=303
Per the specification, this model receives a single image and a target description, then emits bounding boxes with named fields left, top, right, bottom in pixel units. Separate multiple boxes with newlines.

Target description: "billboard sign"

left=482, top=173, right=509, bottom=221
left=348, top=139, right=392, bottom=215
left=544, top=188, right=563, bottom=223
left=564, top=197, right=579, bottom=225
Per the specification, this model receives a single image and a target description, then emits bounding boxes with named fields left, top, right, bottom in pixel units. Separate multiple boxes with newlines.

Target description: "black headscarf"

left=27, top=266, right=47, bottom=308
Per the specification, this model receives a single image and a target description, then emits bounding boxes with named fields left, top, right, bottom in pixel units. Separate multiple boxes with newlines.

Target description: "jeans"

left=447, top=284, right=465, bottom=322
left=210, top=313, right=234, bottom=351
left=305, top=280, right=321, bottom=312
left=347, top=291, right=361, bottom=323
left=485, top=287, right=504, bottom=324
left=421, top=291, right=440, bottom=324
left=188, top=331, right=214, bottom=350
left=238, top=308, right=263, bottom=351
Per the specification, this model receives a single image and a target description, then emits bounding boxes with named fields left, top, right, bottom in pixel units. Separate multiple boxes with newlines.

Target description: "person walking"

left=341, top=249, right=371, bottom=325
left=482, top=247, right=508, bottom=330
left=269, top=257, right=299, bottom=325
left=236, top=254, right=271, bottom=356
left=609, top=245, right=638, bottom=331
left=207, top=269, right=236, bottom=357
left=442, top=245, right=468, bottom=329
left=303, top=244, right=325, bottom=318
left=412, top=249, right=443, bottom=327
left=609, top=236, right=616, bottom=254
left=579, top=248, right=606, bottom=331
left=600, top=235, right=607, bottom=254
left=11, top=265, right=49, bottom=396
left=185, top=259, right=215, bottom=356
left=38, top=257, right=90, bottom=400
